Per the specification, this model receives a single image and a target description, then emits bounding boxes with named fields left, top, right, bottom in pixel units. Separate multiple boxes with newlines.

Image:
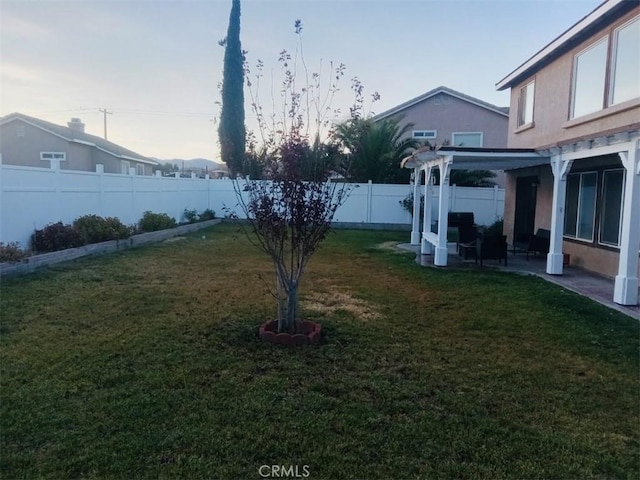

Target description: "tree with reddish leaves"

left=231, top=20, right=379, bottom=334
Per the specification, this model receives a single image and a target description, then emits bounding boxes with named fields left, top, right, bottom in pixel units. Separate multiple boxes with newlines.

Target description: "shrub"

left=0, top=242, right=27, bottom=263
left=482, top=218, right=504, bottom=236
left=73, top=215, right=130, bottom=244
left=198, top=209, right=216, bottom=221
left=31, top=222, right=85, bottom=253
left=138, top=211, right=177, bottom=232
left=183, top=208, right=198, bottom=224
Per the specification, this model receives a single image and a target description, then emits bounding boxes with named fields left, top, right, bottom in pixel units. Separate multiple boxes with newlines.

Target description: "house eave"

left=496, top=0, right=633, bottom=90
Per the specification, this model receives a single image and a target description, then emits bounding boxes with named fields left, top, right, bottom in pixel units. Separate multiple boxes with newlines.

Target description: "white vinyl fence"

left=1, top=163, right=504, bottom=248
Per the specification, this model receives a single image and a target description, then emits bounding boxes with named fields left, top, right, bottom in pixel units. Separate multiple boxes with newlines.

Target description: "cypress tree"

left=218, top=0, right=245, bottom=178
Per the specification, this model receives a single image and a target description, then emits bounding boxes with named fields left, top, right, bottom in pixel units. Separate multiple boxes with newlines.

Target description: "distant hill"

left=153, top=158, right=227, bottom=171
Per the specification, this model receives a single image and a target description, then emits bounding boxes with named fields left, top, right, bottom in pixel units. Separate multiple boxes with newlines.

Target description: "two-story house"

left=0, top=113, right=159, bottom=175
left=498, top=0, right=639, bottom=306
left=401, top=0, right=638, bottom=306
left=373, top=86, right=509, bottom=186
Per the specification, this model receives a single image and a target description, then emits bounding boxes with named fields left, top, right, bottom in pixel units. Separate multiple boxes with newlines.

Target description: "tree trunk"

left=285, top=282, right=298, bottom=333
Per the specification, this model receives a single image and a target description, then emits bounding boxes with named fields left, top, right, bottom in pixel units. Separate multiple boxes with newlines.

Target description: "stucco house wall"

left=0, top=114, right=157, bottom=175
left=506, top=8, right=640, bottom=150
left=386, top=92, right=509, bottom=148
left=501, top=3, right=639, bottom=284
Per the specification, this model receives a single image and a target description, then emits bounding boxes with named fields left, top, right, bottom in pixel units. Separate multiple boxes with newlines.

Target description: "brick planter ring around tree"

left=259, top=320, right=322, bottom=346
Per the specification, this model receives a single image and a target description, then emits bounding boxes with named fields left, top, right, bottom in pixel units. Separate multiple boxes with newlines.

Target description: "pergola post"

left=421, top=166, right=433, bottom=255
left=434, top=156, right=452, bottom=266
left=410, top=168, right=421, bottom=245
left=546, top=153, right=573, bottom=275
left=614, top=141, right=640, bottom=305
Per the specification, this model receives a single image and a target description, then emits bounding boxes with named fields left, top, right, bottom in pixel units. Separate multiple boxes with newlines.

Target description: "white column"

left=614, top=142, right=640, bottom=306
left=421, top=166, right=433, bottom=255
left=410, top=169, right=421, bottom=245
left=435, top=156, right=452, bottom=266
left=546, top=154, right=573, bottom=275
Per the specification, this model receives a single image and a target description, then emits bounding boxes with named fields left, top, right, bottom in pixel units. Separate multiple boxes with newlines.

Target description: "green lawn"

left=1, top=223, right=638, bottom=479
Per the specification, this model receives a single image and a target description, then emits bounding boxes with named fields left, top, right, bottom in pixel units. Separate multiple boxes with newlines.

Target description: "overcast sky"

left=1, top=0, right=603, bottom=161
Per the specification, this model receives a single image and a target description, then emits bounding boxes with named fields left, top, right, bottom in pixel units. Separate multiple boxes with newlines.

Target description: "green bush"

left=198, top=209, right=216, bottom=221
left=482, top=218, right=504, bottom=236
left=138, top=211, right=177, bottom=233
left=0, top=242, right=27, bottom=263
left=31, top=222, right=85, bottom=253
left=183, top=208, right=198, bottom=224
left=73, top=215, right=130, bottom=244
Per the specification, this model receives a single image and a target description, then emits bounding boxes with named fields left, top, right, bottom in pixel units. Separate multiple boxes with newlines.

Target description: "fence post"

left=51, top=158, right=62, bottom=225
left=96, top=164, right=104, bottom=217
left=366, top=180, right=373, bottom=223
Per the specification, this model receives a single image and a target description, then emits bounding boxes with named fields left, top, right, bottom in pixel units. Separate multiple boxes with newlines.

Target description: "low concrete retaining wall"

left=0, top=219, right=221, bottom=277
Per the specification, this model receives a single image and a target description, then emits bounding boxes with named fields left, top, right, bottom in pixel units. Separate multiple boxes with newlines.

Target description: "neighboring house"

left=402, top=0, right=639, bottom=306
left=0, top=113, right=159, bottom=175
left=372, top=85, right=509, bottom=186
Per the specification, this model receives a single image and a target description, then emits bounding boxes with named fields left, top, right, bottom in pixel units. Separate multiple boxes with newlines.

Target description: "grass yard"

left=1, top=223, right=638, bottom=479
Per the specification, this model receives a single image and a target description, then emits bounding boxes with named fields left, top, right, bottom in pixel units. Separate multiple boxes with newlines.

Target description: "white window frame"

left=598, top=168, right=626, bottom=248
left=564, top=171, right=598, bottom=243
left=517, top=80, right=535, bottom=127
left=608, top=15, right=640, bottom=107
left=451, top=132, right=483, bottom=148
left=412, top=130, right=437, bottom=140
left=40, top=152, right=66, bottom=161
left=136, top=164, right=145, bottom=176
left=121, top=160, right=131, bottom=175
left=570, top=36, right=609, bottom=120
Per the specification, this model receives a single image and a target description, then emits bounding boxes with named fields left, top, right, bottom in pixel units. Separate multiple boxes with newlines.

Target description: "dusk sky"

left=1, top=0, right=603, bottom=161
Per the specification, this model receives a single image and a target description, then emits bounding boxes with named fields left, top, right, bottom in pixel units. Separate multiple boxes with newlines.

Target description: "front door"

left=513, top=176, right=538, bottom=247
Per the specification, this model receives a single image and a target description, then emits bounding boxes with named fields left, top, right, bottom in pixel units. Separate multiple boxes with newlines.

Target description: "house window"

left=412, top=130, right=437, bottom=140
left=451, top=132, right=483, bottom=147
left=609, top=16, right=640, bottom=106
left=571, top=37, right=608, bottom=119
left=570, top=15, right=640, bottom=119
left=121, top=160, right=131, bottom=175
left=136, top=164, right=145, bottom=176
left=564, top=171, right=597, bottom=241
left=599, top=169, right=625, bottom=246
left=40, top=152, right=66, bottom=161
left=517, top=80, right=535, bottom=127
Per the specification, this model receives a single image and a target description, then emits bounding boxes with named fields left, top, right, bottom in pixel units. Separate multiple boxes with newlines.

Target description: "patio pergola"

left=401, top=141, right=640, bottom=307
left=401, top=146, right=549, bottom=265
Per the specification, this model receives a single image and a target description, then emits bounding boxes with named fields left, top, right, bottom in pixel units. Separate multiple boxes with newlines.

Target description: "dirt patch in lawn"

left=303, top=286, right=381, bottom=321
left=375, top=241, right=405, bottom=253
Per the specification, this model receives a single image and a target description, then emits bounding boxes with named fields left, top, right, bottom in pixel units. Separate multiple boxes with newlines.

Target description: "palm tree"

left=333, top=117, right=419, bottom=184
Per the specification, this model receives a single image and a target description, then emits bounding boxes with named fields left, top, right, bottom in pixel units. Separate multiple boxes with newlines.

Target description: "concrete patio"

left=398, top=243, right=639, bottom=319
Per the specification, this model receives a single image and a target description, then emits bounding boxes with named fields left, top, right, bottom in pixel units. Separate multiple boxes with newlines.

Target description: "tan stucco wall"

left=507, top=7, right=640, bottom=149
left=504, top=155, right=638, bottom=279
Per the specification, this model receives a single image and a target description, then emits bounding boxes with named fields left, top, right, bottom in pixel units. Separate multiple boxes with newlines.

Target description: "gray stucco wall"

left=0, top=119, right=155, bottom=175
left=386, top=92, right=509, bottom=148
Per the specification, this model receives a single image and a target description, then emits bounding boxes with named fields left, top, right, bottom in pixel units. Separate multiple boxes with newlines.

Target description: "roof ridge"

left=371, top=86, right=509, bottom=121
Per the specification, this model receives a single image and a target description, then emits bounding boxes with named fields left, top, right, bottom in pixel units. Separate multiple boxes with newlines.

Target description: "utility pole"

left=99, top=108, right=112, bottom=140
